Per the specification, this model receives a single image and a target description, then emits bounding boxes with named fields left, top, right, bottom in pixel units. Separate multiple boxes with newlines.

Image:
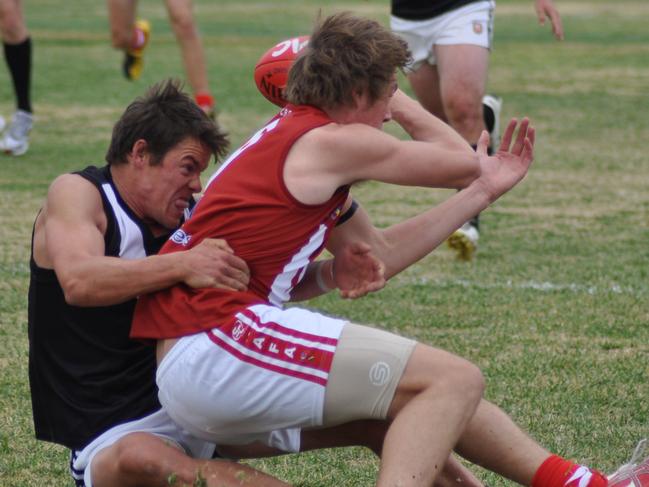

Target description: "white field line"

left=398, top=278, right=646, bottom=297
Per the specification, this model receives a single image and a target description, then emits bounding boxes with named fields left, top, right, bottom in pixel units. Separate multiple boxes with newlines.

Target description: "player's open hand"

left=181, top=238, right=250, bottom=291
left=535, top=0, right=564, bottom=40
left=475, top=117, right=535, bottom=202
left=333, top=241, right=386, bottom=299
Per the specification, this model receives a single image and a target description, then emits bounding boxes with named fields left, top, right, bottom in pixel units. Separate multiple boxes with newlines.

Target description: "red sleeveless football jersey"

left=132, top=105, right=349, bottom=339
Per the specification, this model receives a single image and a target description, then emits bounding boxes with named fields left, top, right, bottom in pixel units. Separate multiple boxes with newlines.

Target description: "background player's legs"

left=0, top=0, right=32, bottom=155
left=164, top=0, right=215, bottom=116
left=434, top=43, right=489, bottom=146
left=0, top=0, right=30, bottom=104
left=411, top=44, right=489, bottom=259
left=0, top=0, right=26, bottom=43
left=106, top=0, right=137, bottom=50
left=407, top=62, right=446, bottom=121
left=107, top=0, right=149, bottom=80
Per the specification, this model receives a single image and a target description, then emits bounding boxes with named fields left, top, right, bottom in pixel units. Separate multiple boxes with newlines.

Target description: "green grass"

left=1, top=1, right=648, bottom=485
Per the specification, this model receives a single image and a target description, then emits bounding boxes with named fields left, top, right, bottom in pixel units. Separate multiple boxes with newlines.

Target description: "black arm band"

left=336, top=199, right=359, bottom=226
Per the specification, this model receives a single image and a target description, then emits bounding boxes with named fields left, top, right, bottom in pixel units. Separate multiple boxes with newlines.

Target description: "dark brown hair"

left=105, top=79, right=229, bottom=166
left=285, top=12, right=411, bottom=110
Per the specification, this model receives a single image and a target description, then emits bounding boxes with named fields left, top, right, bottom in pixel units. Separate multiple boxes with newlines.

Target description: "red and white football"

left=254, top=36, right=309, bottom=107
left=608, top=448, right=649, bottom=487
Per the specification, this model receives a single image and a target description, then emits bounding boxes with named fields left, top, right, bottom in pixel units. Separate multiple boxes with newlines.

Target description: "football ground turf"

left=1, top=0, right=647, bottom=485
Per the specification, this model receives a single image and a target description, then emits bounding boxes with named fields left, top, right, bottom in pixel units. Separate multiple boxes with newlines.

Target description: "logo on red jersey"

left=330, top=207, right=342, bottom=221
left=170, top=229, right=191, bottom=246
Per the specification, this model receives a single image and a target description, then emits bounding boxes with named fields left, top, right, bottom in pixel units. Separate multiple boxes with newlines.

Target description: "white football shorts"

left=70, top=408, right=216, bottom=487
left=157, top=304, right=417, bottom=454
left=391, top=0, right=496, bottom=70
left=157, top=304, right=348, bottom=453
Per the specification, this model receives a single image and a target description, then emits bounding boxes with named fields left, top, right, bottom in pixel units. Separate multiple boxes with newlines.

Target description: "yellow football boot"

left=123, top=20, right=150, bottom=80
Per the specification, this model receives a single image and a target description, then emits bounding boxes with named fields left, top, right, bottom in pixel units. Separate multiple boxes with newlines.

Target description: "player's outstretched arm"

left=328, top=119, right=535, bottom=280
left=39, top=175, right=249, bottom=307
left=283, top=92, right=482, bottom=206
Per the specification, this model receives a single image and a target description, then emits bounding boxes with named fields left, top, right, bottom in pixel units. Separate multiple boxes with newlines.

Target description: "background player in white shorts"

left=391, top=0, right=563, bottom=260
left=128, top=12, right=642, bottom=487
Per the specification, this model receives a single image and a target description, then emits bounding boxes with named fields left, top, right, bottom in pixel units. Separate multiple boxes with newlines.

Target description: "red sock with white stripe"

left=532, top=455, right=608, bottom=487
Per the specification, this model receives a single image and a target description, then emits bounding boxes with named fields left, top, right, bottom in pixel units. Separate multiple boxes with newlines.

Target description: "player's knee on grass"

left=388, top=344, right=485, bottom=419
left=92, top=432, right=189, bottom=486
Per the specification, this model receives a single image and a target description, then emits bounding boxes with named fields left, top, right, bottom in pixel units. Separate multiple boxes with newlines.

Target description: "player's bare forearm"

left=379, top=184, right=492, bottom=278
left=57, top=240, right=249, bottom=307
left=380, top=119, right=534, bottom=277
left=55, top=252, right=195, bottom=306
left=330, top=118, right=533, bottom=282
left=42, top=174, right=194, bottom=306
left=327, top=190, right=489, bottom=282
left=325, top=199, right=488, bottom=283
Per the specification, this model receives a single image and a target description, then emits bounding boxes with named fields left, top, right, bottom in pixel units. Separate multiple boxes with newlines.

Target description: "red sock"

left=532, top=455, right=608, bottom=487
left=195, top=93, right=214, bottom=112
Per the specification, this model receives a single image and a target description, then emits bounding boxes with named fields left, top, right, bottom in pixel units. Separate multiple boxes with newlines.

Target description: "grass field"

left=1, top=0, right=648, bottom=485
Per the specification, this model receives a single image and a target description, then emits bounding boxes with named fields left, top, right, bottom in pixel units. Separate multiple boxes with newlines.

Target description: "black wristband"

left=336, top=199, right=359, bottom=226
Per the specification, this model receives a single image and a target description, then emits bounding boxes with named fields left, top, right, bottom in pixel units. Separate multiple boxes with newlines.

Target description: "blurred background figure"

left=390, top=0, right=563, bottom=260
left=0, top=0, right=33, bottom=156
left=107, top=0, right=216, bottom=118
